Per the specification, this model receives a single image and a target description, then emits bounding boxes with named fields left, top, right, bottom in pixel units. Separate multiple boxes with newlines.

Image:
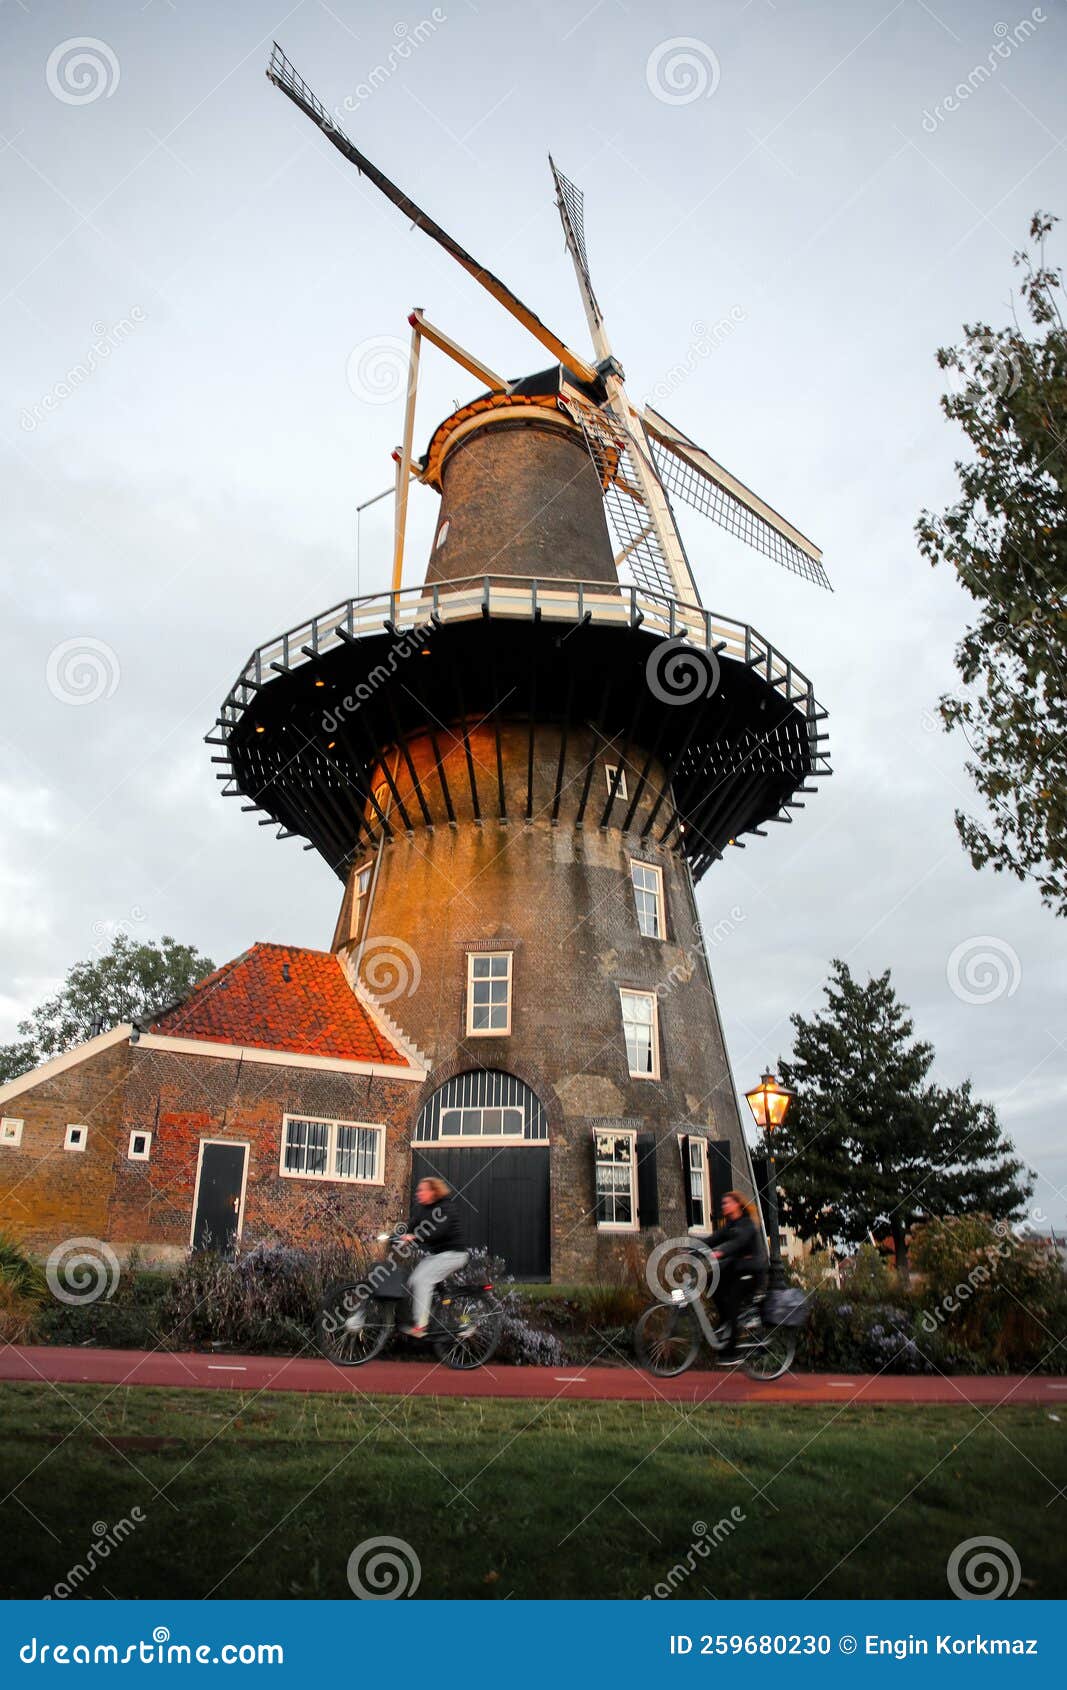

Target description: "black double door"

left=410, top=1146, right=550, bottom=1281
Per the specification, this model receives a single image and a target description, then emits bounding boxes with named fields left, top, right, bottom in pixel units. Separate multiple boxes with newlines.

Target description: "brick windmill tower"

left=212, top=46, right=832, bottom=1281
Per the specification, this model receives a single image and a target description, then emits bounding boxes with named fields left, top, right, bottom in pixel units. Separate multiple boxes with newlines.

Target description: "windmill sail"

left=549, top=157, right=603, bottom=334
left=266, top=44, right=597, bottom=385
left=643, top=407, right=831, bottom=591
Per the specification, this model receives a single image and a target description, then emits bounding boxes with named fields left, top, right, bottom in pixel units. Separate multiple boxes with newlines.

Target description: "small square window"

left=605, top=764, right=628, bottom=802
left=466, top=951, right=513, bottom=1036
left=64, top=1124, right=87, bottom=1152
left=0, top=1118, right=24, bottom=1147
left=127, top=1130, right=152, bottom=1161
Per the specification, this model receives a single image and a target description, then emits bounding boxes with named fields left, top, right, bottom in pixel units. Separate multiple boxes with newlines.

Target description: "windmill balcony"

left=212, top=574, right=830, bottom=884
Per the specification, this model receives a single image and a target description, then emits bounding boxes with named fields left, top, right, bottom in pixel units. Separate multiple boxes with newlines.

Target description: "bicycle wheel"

left=743, top=1325, right=797, bottom=1381
left=432, top=1291, right=503, bottom=1372
left=432, top=1295, right=502, bottom=1370
left=634, top=1301, right=700, bottom=1377
left=317, top=1282, right=394, bottom=1365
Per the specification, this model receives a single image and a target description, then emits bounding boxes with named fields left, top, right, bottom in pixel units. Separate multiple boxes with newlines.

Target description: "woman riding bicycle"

left=400, top=1177, right=470, bottom=1338
left=697, top=1190, right=767, bottom=1357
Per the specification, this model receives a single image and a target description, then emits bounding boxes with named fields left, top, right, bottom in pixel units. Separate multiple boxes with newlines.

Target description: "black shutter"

left=635, top=1132, right=659, bottom=1229
left=707, top=1139, right=733, bottom=1225
left=592, top=1131, right=607, bottom=1224
left=678, top=1133, right=695, bottom=1228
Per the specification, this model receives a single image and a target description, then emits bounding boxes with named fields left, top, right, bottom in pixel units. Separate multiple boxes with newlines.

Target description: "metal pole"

left=764, top=1135, right=786, bottom=1291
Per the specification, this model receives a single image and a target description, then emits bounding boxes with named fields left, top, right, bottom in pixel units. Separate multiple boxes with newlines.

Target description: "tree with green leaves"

left=917, top=211, right=1066, bottom=916
left=775, top=960, right=1032, bottom=1280
left=0, top=933, right=215, bottom=1085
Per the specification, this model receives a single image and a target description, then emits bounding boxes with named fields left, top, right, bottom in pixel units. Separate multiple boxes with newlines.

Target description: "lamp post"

left=744, top=1069, right=794, bottom=1291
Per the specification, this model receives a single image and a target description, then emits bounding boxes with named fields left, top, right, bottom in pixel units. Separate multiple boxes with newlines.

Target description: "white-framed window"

left=687, top=1136, right=710, bottom=1232
left=128, top=1130, right=152, bottom=1162
left=64, top=1124, right=87, bottom=1152
left=436, top=518, right=450, bottom=549
left=594, top=1129, right=638, bottom=1230
left=466, top=951, right=513, bottom=1036
left=630, top=860, right=665, bottom=939
left=353, top=861, right=373, bottom=939
left=438, top=1105, right=525, bottom=1142
left=620, top=988, right=659, bottom=1079
left=280, top=1115, right=384, bottom=1185
left=605, top=763, right=628, bottom=802
left=0, top=1118, right=23, bottom=1147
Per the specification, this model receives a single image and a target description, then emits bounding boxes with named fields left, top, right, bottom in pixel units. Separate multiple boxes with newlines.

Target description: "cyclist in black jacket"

left=400, top=1178, right=469, bottom=1338
left=699, top=1190, right=767, bottom=1358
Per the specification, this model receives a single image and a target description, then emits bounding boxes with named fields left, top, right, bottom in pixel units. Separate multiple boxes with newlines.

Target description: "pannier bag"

left=761, top=1287, right=811, bottom=1328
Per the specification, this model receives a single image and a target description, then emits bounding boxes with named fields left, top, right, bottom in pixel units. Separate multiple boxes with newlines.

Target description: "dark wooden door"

left=410, top=1146, right=550, bottom=1280
left=192, top=1142, right=247, bottom=1254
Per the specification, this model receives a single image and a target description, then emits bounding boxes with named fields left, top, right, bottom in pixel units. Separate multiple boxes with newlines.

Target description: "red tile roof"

left=149, top=943, right=409, bottom=1066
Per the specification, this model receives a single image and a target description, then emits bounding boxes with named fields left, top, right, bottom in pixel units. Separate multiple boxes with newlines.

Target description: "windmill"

left=264, top=43, right=829, bottom=607
left=205, top=44, right=834, bottom=1281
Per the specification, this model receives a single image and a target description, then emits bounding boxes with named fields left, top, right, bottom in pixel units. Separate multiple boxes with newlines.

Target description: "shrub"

left=910, top=1214, right=1067, bottom=1372
left=36, top=1268, right=171, bottom=1349
left=0, top=1232, right=47, bottom=1301
left=160, top=1239, right=369, bottom=1352
left=839, top=1243, right=897, bottom=1299
left=0, top=1276, right=41, bottom=1343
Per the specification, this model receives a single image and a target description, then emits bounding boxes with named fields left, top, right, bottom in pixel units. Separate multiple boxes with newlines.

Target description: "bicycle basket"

left=761, top=1288, right=811, bottom=1328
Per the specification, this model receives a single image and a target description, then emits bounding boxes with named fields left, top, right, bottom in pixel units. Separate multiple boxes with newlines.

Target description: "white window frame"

left=619, top=988, right=659, bottom=1080
left=594, top=1128, right=639, bottom=1232
left=687, top=1135, right=711, bottom=1234
left=0, top=1117, right=24, bottom=1147
left=465, top=951, right=513, bottom=1037
left=128, top=1130, right=152, bottom=1162
left=629, top=859, right=666, bottom=940
left=64, top=1123, right=88, bottom=1153
left=605, top=763, right=628, bottom=801
left=279, top=1114, right=385, bottom=1186
left=437, top=1104, right=527, bottom=1145
left=352, top=860, right=374, bottom=941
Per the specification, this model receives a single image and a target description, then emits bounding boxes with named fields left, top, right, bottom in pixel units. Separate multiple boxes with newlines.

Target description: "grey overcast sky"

left=3, top=0, right=1065, bottom=1225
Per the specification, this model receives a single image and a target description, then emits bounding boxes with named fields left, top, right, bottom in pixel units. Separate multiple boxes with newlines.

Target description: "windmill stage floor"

left=2, top=1344, right=1063, bottom=1404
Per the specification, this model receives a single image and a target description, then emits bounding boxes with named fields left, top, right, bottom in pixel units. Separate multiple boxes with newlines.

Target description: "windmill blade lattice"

left=561, top=394, right=678, bottom=601
left=645, top=409, right=831, bottom=592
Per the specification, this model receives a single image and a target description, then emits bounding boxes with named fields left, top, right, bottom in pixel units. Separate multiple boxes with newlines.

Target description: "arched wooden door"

left=411, top=1070, right=550, bottom=1281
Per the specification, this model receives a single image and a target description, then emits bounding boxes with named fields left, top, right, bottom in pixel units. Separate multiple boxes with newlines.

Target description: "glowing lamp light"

left=744, top=1070, right=794, bottom=1134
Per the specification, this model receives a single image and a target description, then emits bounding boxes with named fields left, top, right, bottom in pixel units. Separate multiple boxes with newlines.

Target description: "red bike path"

left=1, top=1346, right=1063, bottom=1405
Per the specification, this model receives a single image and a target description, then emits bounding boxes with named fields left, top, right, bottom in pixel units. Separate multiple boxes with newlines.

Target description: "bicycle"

left=634, top=1273, right=799, bottom=1381
left=317, top=1232, right=503, bottom=1371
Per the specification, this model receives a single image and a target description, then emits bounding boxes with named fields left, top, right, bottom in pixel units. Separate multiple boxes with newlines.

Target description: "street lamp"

left=745, top=1070, right=794, bottom=1291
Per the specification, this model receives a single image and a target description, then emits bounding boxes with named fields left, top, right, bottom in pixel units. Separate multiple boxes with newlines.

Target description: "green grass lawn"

left=0, top=1382, right=1063, bottom=1600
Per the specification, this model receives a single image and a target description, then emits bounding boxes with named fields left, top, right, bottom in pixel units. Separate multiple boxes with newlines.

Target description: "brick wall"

left=0, top=1039, right=132, bottom=1253
left=111, top=1047, right=422, bottom=1251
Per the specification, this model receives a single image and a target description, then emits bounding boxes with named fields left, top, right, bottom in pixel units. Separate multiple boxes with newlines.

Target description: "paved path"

left=2, top=1346, right=1063, bottom=1405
